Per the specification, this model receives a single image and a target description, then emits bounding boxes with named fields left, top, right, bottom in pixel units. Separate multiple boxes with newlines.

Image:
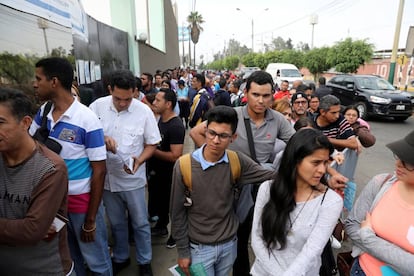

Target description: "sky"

left=82, top=0, right=414, bottom=63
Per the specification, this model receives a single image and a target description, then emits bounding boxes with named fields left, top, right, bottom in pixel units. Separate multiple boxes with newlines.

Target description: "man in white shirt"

left=89, top=69, right=161, bottom=276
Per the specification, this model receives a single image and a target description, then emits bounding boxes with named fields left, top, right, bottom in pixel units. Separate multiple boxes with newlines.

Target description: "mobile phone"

left=127, top=157, right=135, bottom=173
left=52, top=213, right=69, bottom=232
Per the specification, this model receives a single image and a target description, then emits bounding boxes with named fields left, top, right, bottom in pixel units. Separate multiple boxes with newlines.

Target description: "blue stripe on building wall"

left=25, top=0, right=70, bottom=18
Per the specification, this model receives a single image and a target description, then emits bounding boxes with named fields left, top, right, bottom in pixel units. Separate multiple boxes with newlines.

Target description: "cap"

left=291, top=92, right=307, bottom=104
left=386, top=130, right=414, bottom=165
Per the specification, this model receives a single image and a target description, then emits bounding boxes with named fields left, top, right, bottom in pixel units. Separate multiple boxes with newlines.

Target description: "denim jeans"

left=103, top=188, right=152, bottom=265
left=190, top=237, right=238, bottom=276
left=67, top=204, right=112, bottom=276
left=351, top=257, right=366, bottom=276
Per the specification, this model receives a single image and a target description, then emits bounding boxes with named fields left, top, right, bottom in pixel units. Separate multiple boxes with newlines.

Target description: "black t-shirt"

left=213, top=89, right=231, bottom=106
left=148, top=116, right=185, bottom=175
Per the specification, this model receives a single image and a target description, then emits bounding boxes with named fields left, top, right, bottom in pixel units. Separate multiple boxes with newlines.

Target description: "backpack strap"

left=179, top=150, right=241, bottom=192
left=179, top=153, right=192, bottom=191
left=41, top=101, right=53, bottom=129
left=227, top=150, right=241, bottom=183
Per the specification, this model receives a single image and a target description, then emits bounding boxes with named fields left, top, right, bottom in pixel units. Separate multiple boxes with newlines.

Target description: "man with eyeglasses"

left=291, top=91, right=312, bottom=122
left=170, top=106, right=276, bottom=276
left=189, top=71, right=295, bottom=275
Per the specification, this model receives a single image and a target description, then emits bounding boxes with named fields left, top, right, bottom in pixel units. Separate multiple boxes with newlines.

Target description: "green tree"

left=207, top=60, right=224, bottom=70
left=304, top=47, right=332, bottom=80
left=224, top=56, right=240, bottom=70
left=187, top=11, right=204, bottom=68
left=280, top=49, right=305, bottom=69
left=263, top=50, right=282, bottom=66
left=0, top=52, right=37, bottom=84
left=253, top=54, right=266, bottom=70
left=225, top=39, right=250, bottom=57
left=286, top=38, right=293, bottom=50
left=241, top=52, right=260, bottom=67
left=328, top=38, right=374, bottom=73
left=271, top=36, right=287, bottom=50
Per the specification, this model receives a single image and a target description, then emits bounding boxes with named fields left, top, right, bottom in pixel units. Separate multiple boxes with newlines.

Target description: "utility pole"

left=388, top=0, right=404, bottom=84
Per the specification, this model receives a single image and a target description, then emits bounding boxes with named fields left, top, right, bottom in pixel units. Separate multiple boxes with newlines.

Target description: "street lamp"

left=37, top=18, right=49, bottom=55
left=309, top=14, right=318, bottom=49
left=236, top=7, right=269, bottom=52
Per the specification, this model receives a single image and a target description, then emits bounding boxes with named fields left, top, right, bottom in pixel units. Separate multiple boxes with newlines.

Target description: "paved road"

left=118, top=116, right=414, bottom=275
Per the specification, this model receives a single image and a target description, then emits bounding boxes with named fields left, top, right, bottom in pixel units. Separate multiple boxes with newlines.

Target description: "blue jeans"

left=190, top=237, right=238, bottom=276
left=351, top=257, right=366, bottom=276
left=103, top=188, right=152, bottom=265
left=67, top=204, right=112, bottom=276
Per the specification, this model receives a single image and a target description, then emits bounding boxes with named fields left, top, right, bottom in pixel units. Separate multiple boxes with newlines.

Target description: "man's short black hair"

left=35, top=57, right=74, bottom=90
left=206, top=106, right=238, bottom=134
left=109, top=69, right=136, bottom=90
left=159, top=88, right=177, bottom=109
left=219, top=78, right=227, bottom=89
left=194, top=74, right=206, bottom=87
left=142, top=72, right=153, bottom=82
left=319, top=76, right=326, bottom=85
left=245, top=71, right=274, bottom=93
left=0, top=88, right=34, bottom=121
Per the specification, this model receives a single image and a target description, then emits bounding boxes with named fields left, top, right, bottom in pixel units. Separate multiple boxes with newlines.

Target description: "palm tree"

left=187, top=11, right=204, bottom=69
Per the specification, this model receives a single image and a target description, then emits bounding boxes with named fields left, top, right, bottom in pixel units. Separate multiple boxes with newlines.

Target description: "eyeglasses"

left=206, top=129, right=232, bottom=141
left=294, top=100, right=308, bottom=106
left=393, top=154, right=414, bottom=171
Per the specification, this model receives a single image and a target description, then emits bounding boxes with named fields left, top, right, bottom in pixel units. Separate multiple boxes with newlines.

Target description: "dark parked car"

left=327, top=75, right=414, bottom=121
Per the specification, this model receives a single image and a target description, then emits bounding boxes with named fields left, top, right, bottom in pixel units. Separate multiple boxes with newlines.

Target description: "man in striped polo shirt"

left=30, top=57, right=112, bottom=276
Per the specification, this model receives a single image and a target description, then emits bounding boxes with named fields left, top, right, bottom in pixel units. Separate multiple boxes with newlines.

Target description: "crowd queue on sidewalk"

left=1, top=57, right=413, bottom=276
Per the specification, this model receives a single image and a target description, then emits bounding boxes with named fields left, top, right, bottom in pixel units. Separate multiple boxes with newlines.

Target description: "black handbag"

left=320, top=240, right=338, bottom=276
left=32, top=101, right=62, bottom=154
left=319, top=188, right=338, bottom=276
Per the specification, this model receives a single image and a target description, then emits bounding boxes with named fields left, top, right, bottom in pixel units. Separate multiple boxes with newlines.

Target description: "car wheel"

left=394, top=116, right=410, bottom=122
left=355, top=102, right=368, bottom=120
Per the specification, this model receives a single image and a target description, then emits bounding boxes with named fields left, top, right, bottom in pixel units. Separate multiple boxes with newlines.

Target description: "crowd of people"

left=0, top=56, right=413, bottom=276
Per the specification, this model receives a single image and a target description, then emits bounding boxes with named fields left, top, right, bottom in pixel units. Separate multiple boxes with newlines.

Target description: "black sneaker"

left=112, top=258, right=130, bottom=275
left=166, top=235, right=176, bottom=249
left=139, top=263, right=153, bottom=276
left=151, top=226, right=168, bottom=237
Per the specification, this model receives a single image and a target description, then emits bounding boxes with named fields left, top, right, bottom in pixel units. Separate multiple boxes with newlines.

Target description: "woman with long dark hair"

left=251, top=128, right=343, bottom=275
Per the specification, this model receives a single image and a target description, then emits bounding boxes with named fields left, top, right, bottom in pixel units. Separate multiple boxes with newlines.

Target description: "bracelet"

left=82, top=223, right=96, bottom=232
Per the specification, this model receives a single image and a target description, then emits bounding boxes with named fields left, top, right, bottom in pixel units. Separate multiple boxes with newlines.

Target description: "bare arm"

left=81, top=160, right=106, bottom=242
left=153, top=144, right=184, bottom=163
left=328, top=136, right=358, bottom=150
left=189, top=120, right=207, bottom=148
left=131, top=144, right=157, bottom=173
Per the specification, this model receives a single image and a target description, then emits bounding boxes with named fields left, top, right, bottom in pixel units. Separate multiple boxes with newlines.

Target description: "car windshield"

left=356, top=77, right=395, bottom=90
left=281, top=69, right=301, bottom=77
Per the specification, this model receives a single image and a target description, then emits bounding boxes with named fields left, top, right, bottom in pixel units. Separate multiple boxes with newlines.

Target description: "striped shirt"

left=314, top=114, right=355, bottom=140
left=29, top=100, right=106, bottom=212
